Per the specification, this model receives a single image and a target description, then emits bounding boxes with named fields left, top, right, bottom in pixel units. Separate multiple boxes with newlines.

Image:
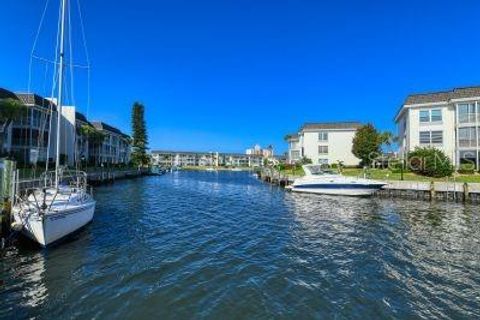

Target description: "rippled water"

left=1, top=171, right=480, bottom=319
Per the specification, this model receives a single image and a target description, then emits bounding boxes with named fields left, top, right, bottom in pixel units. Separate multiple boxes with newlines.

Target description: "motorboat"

left=288, top=165, right=386, bottom=196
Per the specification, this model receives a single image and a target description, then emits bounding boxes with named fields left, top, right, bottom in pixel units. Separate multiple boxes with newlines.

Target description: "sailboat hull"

left=19, top=202, right=96, bottom=247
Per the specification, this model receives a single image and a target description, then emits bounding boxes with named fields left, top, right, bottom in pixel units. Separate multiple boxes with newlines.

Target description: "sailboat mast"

left=55, top=0, right=67, bottom=188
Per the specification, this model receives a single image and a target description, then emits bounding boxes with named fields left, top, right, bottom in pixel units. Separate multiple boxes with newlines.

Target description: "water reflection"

left=1, top=172, right=479, bottom=319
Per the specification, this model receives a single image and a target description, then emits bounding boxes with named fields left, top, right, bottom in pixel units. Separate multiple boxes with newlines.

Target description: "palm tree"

left=78, top=124, right=106, bottom=166
left=0, top=98, right=27, bottom=156
left=379, top=131, right=397, bottom=153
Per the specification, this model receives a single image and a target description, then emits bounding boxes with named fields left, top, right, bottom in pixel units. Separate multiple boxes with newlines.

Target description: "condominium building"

left=0, top=87, right=132, bottom=166
left=91, top=122, right=131, bottom=165
left=0, top=88, right=57, bottom=164
left=395, top=86, right=480, bottom=168
left=245, top=144, right=274, bottom=158
left=75, top=111, right=91, bottom=162
left=151, top=150, right=263, bottom=167
left=285, top=122, right=362, bottom=166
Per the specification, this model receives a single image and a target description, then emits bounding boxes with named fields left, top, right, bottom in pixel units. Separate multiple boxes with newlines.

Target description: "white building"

left=0, top=89, right=57, bottom=165
left=0, top=88, right=131, bottom=167
left=151, top=150, right=263, bottom=168
left=245, top=144, right=274, bottom=158
left=286, top=122, right=362, bottom=166
left=91, top=122, right=131, bottom=165
left=395, top=86, right=480, bottom=168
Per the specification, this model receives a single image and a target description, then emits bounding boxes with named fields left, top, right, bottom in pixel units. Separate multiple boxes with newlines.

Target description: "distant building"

left=245, top=144, right=274, bottom=158
left=151, top=150, right=263, bottom=167
left=395, top=85, right=480, bottom=168
left=286, top=122, right=362, bottom=166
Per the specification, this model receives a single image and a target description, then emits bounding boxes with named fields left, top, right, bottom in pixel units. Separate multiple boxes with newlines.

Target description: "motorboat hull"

left=290, top=184, right=384, bottom=196
left=15, top=201, right=96, bottom=247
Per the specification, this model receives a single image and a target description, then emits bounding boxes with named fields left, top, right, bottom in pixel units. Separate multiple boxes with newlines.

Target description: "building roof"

left=301, top=121, right=363, bottom=130
left=92, top=121, right=123, bottom=135
left=75, top=112, right=92, bottom=126
left=404, top=85, right=480, bottom=105
left=14, top=92, right=56, bottom=110
left=396, top=85, right=480, bottom=122
left=0, top=88, right=18, bottom=99
left=284, top=133, right=299, bottom=141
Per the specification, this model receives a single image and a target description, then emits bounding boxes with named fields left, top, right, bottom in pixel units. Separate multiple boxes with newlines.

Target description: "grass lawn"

left=279, top=166, right=480, bottom=183
left=278, top=166, right=305, bottom=177
left=342, top=168, right=480, bottom=183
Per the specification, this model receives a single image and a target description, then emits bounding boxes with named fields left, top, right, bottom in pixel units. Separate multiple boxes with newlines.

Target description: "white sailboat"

left=12, top=0, right=96, bottom=247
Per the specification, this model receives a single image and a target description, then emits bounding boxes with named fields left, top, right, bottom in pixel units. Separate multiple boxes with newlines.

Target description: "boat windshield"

left=303, top=165, right=336, bottom=176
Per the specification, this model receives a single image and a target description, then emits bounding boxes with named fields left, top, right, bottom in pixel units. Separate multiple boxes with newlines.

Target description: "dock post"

left=429, top=181, right=435, bottom=201
left=463, top=183, right=469, bottom=203
left=1, top=160, right=16, bottom=238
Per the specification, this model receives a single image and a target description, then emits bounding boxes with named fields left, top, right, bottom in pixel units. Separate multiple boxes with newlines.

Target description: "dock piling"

left=429, top=181, right=435, bottom=201
left=463, top=183, right=469, bottom=203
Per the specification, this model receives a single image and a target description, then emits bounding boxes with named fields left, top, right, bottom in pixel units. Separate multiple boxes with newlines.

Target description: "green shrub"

left=458, top=163, right=476, bottom=175
left=407, top=147, right=453, bottom=178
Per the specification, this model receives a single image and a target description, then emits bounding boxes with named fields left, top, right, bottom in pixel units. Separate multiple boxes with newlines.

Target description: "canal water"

left=1, top=171, right=480, bottom=319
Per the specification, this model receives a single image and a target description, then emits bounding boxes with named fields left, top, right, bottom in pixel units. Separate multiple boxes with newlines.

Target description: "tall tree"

left=0, top=98, right=27, bottom=156
left=352, top=123, right=382, bottom=166
left=131, top=102, right=149, bottom=166
left=79, top=124, right=106, bottom=165
left=379, top=131, right=397, bottom=153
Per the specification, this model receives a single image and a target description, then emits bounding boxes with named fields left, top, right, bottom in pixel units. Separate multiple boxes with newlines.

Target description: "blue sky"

left=2, top=0, right=480, bottom=154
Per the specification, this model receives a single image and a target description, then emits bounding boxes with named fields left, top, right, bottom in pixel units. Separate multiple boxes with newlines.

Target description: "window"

left=318, top=146, right=328, bottom=154
left=458, top=103, right=477, bottom=123
left=419, top=109, right=442, bottom=123
left=318, top=131, right=328, bottom=142
left=419, top=130, right=443, bottom=145
left=420, top=110, right=430, bottom=123
left=291, top=150, right=300, bottom=160
left=459, top=127, right=477, bottom=148
left=431, top=131, right=443, bottom=144
left=431, top=109, right=442, bottom=122
left=419, top=131, right=430, bottom=144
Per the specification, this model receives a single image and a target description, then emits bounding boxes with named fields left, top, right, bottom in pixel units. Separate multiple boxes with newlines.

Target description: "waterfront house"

left=395, top=86, right=480, bottom=169
left=286, top=122, right=362, bottom=166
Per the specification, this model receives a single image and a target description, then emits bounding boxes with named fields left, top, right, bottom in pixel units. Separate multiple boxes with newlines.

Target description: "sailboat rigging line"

left=28, top=0, right=52, bottom=93
left=31, top=55, right=90, bottom=69
left=54, top=0, right=68, bottom=188
left=68, top=0, right=76, bottom=108
left=45, top=0, right=63, bottom=175
left=76, top=0, right=92, bottom=166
